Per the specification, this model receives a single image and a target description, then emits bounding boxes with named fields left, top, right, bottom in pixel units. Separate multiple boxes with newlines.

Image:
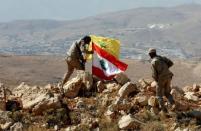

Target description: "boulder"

left=104, top=109, right=116, bottom=120
left=13, top=82, right=37, bottom=97
left=138, top=79, right=152, bottom=89
left=146, top=81, right=156, bottom=92
left=148, top=96, right=158, bottom=107
left=150, top=107, right=159, bottom=115
left=135, top=96, right=148, bottom=106
left=13, top=83, right=62, bottom=114
left=118, top=114, right=141, bottom=130
left=10, top=122, right=23, bottom=131
left=184, top=92, right=199, bottom=102
left=114, top=73, right=130, bottom=85
left=105, top=82, right=120, bottom=93
left=171, top=89, right=183, bottom=100
left=0, top=111, right=13, bottom=124
left=0, top=111, right=13, bottom=130
left=183, top=86, right=193, bottom=93
left=96, top=81, right=106, bottom=93
left=113, top=97, right=132, bottom=111
left=76, top=99, right=86, bottom=109
left=0, top=121, right=13, bottom=130
left=193, top=84, right=200, bottom=92
left=172, top=86, right=185, bottom=94
left=32, top=94, right=61, bottom=115
left=65, top=126, right=79, bottom=131
left=170, top=123, right=178, bottom=131
left=118, top=82, right=138, bottom=98
left=77, top=70, right=93, bottom=91
left=100, top=94, right=109, bottom=107
left=63, top=76, right=82, bottom=98
left=151, top=81, right=157, bottom=88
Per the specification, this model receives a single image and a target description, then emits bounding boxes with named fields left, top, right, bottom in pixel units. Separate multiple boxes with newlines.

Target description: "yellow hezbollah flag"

left=85, top=35, right=120, bottom=60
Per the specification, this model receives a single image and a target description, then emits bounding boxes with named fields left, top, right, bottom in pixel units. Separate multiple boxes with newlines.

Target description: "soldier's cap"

left=82, top=36, right=91, bottom=43
left=148, top=48, right=156, bottom=54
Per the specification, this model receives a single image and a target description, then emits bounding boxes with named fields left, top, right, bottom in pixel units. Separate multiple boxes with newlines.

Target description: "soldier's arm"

left=76, top=44, right=86, bottom=64
left=163, top=57, right=174, bottom=68
left=81, top=44, right=93, bottom=54
left=151, top=61, right=158, bottom=81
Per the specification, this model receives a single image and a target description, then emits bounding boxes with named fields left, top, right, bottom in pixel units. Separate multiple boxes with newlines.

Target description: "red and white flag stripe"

left=92, top=43, right=128, bottom=80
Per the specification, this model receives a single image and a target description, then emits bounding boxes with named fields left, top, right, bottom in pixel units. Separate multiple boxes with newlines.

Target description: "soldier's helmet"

left=148, top=48, right=156, bottom=54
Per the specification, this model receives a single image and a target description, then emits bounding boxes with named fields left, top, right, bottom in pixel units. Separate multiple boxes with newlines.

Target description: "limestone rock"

left=0, top=100, right=6, bottom=111
left=113, top=98, right=132, bottom=111
left=183, top=86, right=193, bottom=93
left=193, top=84, right=200, bottom=92
left=105, top=109, right=116, bottom=120
left=77, top=70, right=93, bottom=91
left=114, top=73, right=130, bottom=85
left=13, top=83, right=62, bottom=114
left=13, top=82, right=38, bottom=98
left=65, top=125, right=79, bottom=131
left=170, top=123, right=178, bottom=131
left=171, top=86, right=185, bottom=101
left=0, top=111, right=13, bottom=124
left=105, top=82, right=120, bottom=92
left=150, top=107, right=159, bottom=115
left=138, top=79, right=152, bottom=89
left=1, top=121, right=13, bottom=130
left=172, top=86, right=185, bottom=94
left=151, top=81, right=157, bottom=88
left=146, top=81, right=156, bottom=92
left=76, top=99, right=86, bottom=109
left=184, top=92, right=199, bottom=102
left=118, top=82, right=138, bottom=98
left=100, top=94, right=109, bottom=106
left=32, top=94, right=61, bottom=115
left=96, top=81, right=106, bottom=93
left=148, top=96, right=158, bottom=107
left=63, top=76, right=82, bottom=98
left=135, top=96, right=148, bottom=106
left=10, top=122, right=23, bottom=131
left=118, top=114, right=140, bottom=130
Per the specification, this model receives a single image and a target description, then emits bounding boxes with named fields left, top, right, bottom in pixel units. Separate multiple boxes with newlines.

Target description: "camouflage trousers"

left=62, top=56, right=84, bottom=86
left=156, top=76, right=175, bottom=109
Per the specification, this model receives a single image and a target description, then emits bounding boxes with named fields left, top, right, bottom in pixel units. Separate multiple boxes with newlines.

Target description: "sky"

left=0, top=0, right=200, bottom=22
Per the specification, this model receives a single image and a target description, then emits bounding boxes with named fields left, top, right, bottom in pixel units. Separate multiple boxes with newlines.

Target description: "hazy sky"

left=0, top=0, right=200, bottom=22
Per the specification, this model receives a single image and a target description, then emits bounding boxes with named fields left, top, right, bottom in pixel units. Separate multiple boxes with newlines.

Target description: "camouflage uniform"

left=151, top=55, right=175, bottom=109
left=62, top=40, right=91, bottom=85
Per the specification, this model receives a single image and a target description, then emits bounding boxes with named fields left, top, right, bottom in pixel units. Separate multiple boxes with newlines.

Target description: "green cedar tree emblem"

left=99, top=42, right=107, bottom=48
left=99, top=59, right=107, bottom=71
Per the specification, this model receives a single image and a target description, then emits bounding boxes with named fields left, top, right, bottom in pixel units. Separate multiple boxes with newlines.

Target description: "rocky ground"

left=1, top=71, right=201, bottom=131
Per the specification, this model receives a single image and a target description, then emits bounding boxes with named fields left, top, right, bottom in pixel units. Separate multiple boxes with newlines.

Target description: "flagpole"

left=92, top=42, right=94, bottom=76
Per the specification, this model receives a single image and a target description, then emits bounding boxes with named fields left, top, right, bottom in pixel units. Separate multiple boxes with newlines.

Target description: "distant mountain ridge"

left=0, top=4, right=201, bottom=60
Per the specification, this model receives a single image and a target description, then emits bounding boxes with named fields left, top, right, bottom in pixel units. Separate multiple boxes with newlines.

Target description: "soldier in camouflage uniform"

left=148, top=48, right=175, bottom=112
left=61, top=36, right=93, bottom=87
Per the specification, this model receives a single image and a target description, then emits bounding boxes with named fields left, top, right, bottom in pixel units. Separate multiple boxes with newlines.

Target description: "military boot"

left=157, top=97, right=168, bottom=113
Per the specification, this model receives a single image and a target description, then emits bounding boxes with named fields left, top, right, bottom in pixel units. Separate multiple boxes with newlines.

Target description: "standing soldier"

left=61, top=36, right=93, bottom=87
left=148, top=48, right=175, bottom=112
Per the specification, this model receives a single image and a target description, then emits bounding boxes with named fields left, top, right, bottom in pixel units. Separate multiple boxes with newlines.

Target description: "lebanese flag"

left=92, top=43, right=128, bottom=80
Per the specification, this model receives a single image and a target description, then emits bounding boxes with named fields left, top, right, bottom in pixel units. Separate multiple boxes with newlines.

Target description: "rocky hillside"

left=1, top=71, right=201, bottom=130
left=0, top=4, right=201, bottom=59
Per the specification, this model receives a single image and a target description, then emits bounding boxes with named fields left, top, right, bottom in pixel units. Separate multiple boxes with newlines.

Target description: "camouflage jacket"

left=151, top=55, right=174, bottom=81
